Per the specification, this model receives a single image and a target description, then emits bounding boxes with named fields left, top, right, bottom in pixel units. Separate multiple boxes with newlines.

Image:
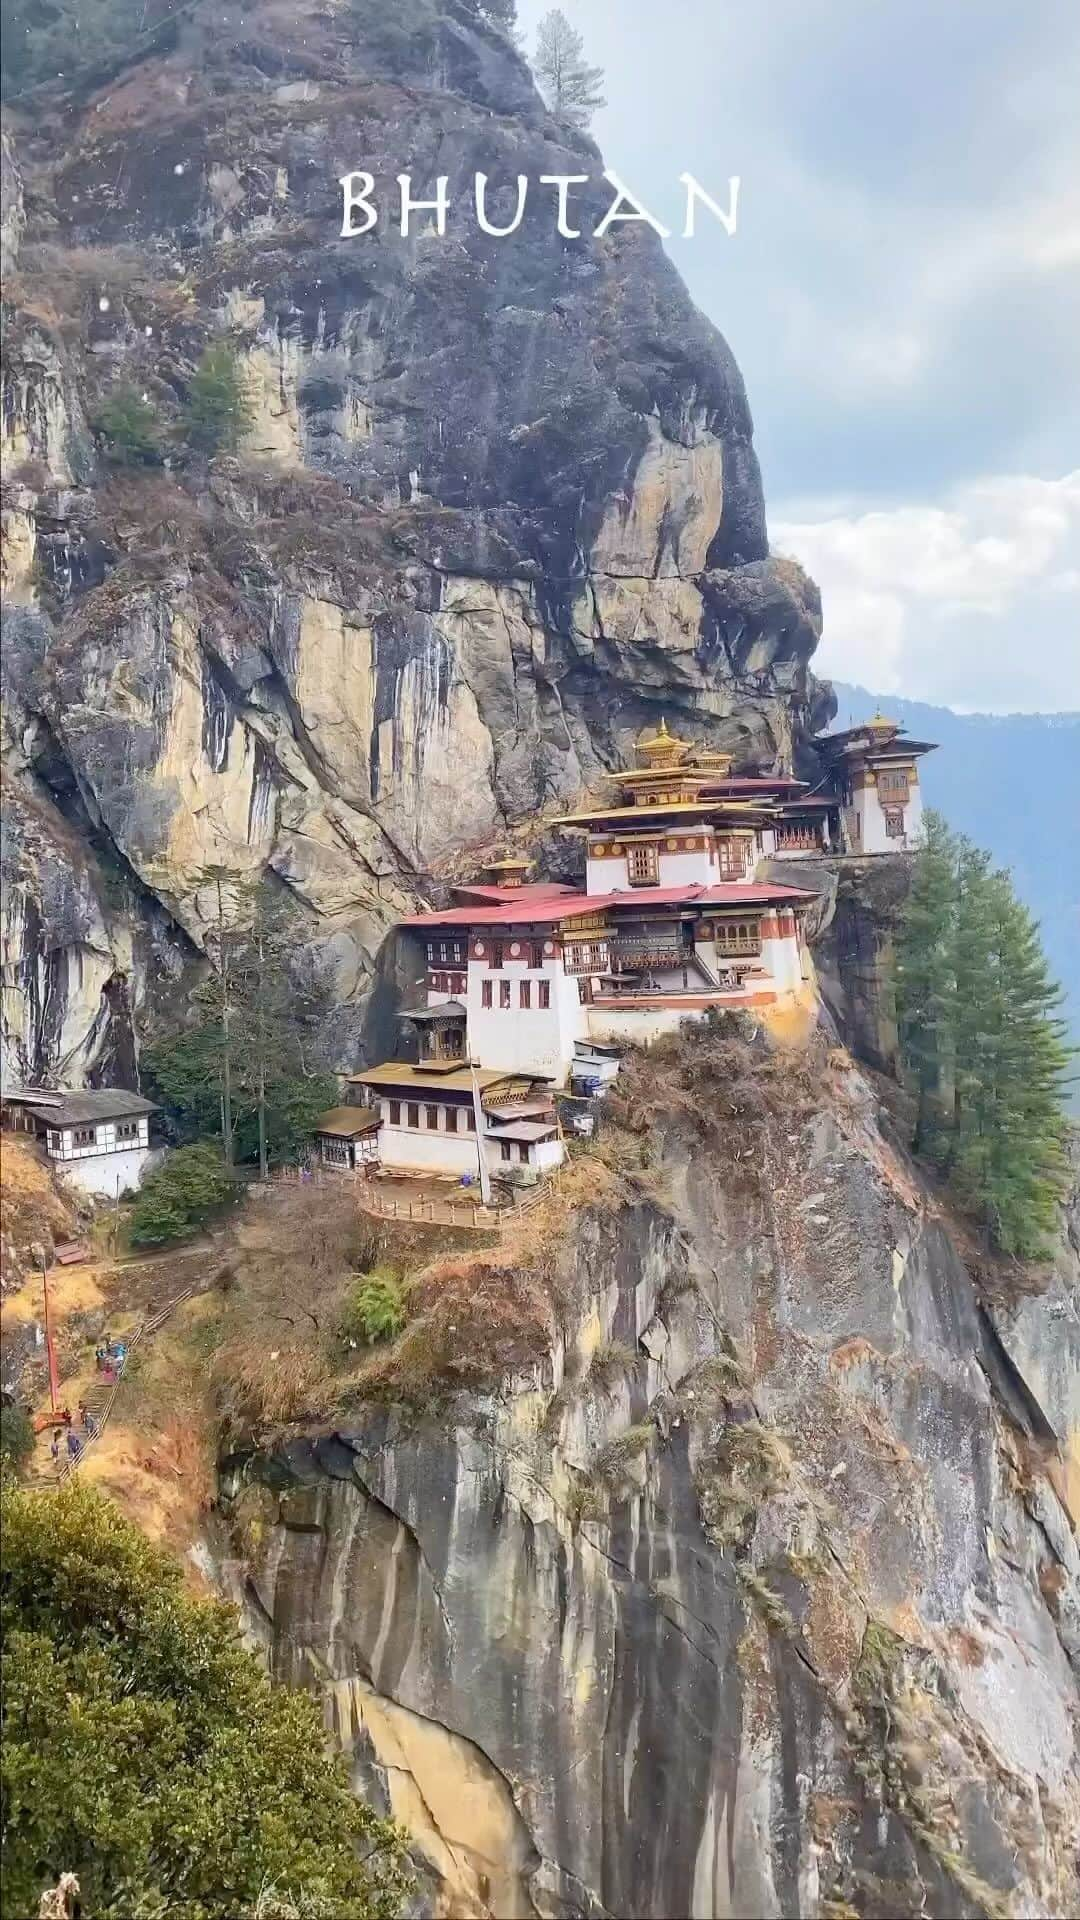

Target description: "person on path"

left=66, top=1429, right=81, bottom=1462
left=94, top=1345, right=106, bottom=1370
left=50, top=1432, right=61, bottom=1467
left=78, top=1400, right=88, bottom=1428
left=84, top=1408, right=97, bottom=1440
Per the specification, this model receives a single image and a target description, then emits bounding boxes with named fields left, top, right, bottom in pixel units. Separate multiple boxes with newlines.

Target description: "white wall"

left=378, top=1114, right=483, bottom=1176
left=464, top=957, right=585, bottom=1083
left=656, top=846, right=717, bottom=889
left=55, top=1143, right=159, bottom=1199
left=587, top=825, right=717, bottom=895
left=586, top=1004, right=709, bottom=1047
left=848, top=774, right=924, bottom=853
left=534, top=1137, right=565, bottom=1172
left=587, top=853, right=629, bottom=894
left=47, top=1115, right=151, bottom=1161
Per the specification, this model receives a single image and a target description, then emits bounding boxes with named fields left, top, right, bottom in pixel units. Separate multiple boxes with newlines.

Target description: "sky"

left=517, top=0, right=1080, bottom=713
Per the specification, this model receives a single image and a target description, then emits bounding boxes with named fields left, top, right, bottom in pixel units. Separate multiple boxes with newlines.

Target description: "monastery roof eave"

left=554, top=800, right=775, bottom=828
left=315, top=1107, right=382, bottom=1137
left=403, top=881, right=815, bottom=931
left=348, top=1064, right=519, bottom=1094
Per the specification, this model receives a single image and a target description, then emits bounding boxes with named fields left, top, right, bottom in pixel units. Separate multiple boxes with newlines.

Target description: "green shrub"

left=0, top=1478, right=410, bottom=1918
left=340, top=1269, right=406, bottom=1346
left=92, top=381, right=161, bottom=464
left=0, top=1404, right=34, bottom=1473
left=183, top=343, right=254, bottom=454
left=130, top=1141, right=233, bottom=1246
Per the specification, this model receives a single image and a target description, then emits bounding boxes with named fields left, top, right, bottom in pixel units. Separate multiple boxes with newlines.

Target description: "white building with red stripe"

left=403, top=869, right=813, bottom=1089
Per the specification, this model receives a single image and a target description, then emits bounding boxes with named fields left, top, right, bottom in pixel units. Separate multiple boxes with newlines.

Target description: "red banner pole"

left=42, top=1258, right=60, bottom=1415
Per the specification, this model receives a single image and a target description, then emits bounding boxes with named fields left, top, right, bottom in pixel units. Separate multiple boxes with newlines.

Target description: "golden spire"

left=867, top=710, right=897, bottom=732
left=636, top=716, right=690, bottom=768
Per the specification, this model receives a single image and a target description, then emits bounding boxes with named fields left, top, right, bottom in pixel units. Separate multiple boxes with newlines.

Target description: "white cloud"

left=773, top=472, right=1080, bottom=711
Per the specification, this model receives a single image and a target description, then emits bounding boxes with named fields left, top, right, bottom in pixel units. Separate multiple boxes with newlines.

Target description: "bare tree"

left=534, top=8, right=606, bottom=129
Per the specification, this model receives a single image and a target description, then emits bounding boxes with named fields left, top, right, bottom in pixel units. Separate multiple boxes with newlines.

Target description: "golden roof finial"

left=868, top=710, right=896, bottom=732
left=637, top=715, right=690, bottom=767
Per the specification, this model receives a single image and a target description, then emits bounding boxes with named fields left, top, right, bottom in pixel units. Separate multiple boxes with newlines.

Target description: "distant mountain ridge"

left=830, top=684, right=1080, bottom=1093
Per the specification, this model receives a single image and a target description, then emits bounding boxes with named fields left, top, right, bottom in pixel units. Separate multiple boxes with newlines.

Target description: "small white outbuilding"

left=23, top=1089, right=159, bottom=1198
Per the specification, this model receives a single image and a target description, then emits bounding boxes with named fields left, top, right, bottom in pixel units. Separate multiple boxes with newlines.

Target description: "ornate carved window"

left=884, top=807, right=906, bottom=839
left=627, top=842, right=659, bottom=886
left=717, top=836, right=745, bottom=879
left=878, top=769, right=911, bottom=802
left=713, top=918, right=761, bottom=957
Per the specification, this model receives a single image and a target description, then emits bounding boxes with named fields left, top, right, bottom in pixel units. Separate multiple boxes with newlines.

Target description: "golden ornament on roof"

left=636, top=716, right=691, bottom=766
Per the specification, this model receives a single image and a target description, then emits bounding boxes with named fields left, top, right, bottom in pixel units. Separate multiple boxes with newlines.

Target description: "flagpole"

left=41, top=1253, right=60, bottom=1417
left=470, top=1060, right=492, bottom=1206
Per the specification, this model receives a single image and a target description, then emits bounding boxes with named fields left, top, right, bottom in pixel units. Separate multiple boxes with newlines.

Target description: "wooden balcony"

left=610, top=942, right=693, bottom=972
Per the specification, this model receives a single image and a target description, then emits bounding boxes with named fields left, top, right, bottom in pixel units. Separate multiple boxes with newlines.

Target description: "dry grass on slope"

left=350, top=1150, right=631, bottom=1407
left=607, top=1017, right=831, bottom=1167
left=0, top=1132, right=85, bottom=1289
left=208, top=1184, right=383, bottom=1434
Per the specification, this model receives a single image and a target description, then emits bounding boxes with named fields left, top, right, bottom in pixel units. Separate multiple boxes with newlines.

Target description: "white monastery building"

left=18, top=1088, right=159, bottom=1198
left=815, top=714, right=934, bottom=855
left=317, top=714, right=937, bottom=1184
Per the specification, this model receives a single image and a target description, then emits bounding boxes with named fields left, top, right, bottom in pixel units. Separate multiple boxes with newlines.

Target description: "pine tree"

left=165, top=874, right=336, bottom=1174
left=183, top=342, right=253, bottom=455
left=979, top=876, right=1072, bottom=1255
left=93, top=381, right=162, bottom=465
left=948, top=840, right=1002, bottom=1184
left=893, top=815, right=1073, bottom=1258
left=892, top=811, right=958, bottom=1160
left=534, top=8, right=606, bottom=129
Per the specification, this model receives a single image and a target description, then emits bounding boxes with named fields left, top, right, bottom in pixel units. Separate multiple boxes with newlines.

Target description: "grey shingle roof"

left=25, top=1089, right=157, bottom=1127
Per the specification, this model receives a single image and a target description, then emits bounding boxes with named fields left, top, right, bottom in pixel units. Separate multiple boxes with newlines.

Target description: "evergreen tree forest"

left=143, top=877, right=337, bottom=1177
left=892, top=811, right=1074, bottom=1258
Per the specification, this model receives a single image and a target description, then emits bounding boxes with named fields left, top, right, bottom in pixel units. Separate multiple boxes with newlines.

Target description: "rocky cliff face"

left=217, top=1035, right=1080, bottom=1920
left=0, top=2, right=830, bottom=1085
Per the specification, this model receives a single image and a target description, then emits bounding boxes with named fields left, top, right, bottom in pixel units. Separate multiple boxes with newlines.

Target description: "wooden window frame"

left=538, top=980, right=551, bottom=1009
left=499, top=979, right=512, bottom=1009
left=425, top=1104, right=440, bottom=1130
left=389, top=1100, right=401, bottom=1125
left=627, top=842, right=660, bottom=887
left=519, top=980, right=531, bottom=1009
left=407, top=1103, right=420, bottom=1130
left=482, top=979, right=493, bottom=1008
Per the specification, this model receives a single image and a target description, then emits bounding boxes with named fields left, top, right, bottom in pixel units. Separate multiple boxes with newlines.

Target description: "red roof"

left=451, top=882, right=575, bottom=905
left=404, top=882, right=814, bottom=930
